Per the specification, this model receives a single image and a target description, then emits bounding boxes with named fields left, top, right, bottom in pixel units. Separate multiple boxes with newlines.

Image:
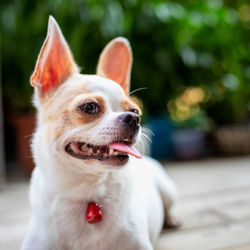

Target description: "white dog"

left=21, top=16, right=179, bottom=250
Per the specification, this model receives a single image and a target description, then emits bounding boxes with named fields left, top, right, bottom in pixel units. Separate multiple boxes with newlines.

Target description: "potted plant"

left=3, top=67, right=36, bottom=174
left=171, top=112, right=211, bottom=160
left=168, top=87, right=213, bottom=160
left=210, top=74, right=250, bottom=156
left=215, top=125, right=250, bottom=156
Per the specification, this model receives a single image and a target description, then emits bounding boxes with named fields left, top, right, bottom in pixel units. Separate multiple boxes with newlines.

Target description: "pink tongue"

left=109, top=143, right=142, bottom=159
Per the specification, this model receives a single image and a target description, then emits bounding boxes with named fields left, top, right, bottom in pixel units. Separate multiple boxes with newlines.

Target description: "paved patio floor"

left=1, top=157, right=250, bottom=250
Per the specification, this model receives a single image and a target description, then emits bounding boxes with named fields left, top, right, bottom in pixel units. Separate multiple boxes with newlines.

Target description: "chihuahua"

left=21, top=16, right=179, bottom=250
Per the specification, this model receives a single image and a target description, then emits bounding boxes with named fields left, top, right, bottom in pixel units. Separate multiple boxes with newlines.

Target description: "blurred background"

left=1, top=0, right=250, bottom=178
left=1, top=1, right=250, bottom=249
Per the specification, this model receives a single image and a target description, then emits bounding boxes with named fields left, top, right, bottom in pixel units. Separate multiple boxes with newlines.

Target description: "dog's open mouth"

left=65, top=140, right=141, bottom=164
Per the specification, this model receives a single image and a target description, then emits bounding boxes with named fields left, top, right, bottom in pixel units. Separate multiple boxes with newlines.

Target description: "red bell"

left=86, top=202, right=103, bottom=224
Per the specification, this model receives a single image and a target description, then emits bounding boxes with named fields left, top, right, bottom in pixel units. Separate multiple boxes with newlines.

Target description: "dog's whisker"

left=141, top=127, right=154, bottom=136
left=141, top=129, right=152, bottom=142
left=128, top=87, right=147, bottom=96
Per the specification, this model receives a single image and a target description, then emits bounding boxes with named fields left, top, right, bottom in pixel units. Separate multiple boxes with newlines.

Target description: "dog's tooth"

left=124, top=138, right=129, bottom=142
left=81, top=144, right=88, bottom=151
left=97, top=149, right=100, bottom=154
left=109, top=149, right=114, bottom=155
left=114, top=151, right=118, bottom=155
left=88, top=148, right=93, bottom=154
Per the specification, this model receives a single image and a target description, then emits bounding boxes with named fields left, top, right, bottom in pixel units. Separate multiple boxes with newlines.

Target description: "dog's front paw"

left=164, top=215, right=182, bottom=229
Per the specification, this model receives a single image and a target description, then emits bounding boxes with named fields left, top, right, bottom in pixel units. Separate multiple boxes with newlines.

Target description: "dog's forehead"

left=81, top=75, right=125, bottom=105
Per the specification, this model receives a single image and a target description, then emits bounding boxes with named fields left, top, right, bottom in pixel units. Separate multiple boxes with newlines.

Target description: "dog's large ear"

left=96, top=37, right=132, bottom=95
left=30, top=16, right=79, bottom=97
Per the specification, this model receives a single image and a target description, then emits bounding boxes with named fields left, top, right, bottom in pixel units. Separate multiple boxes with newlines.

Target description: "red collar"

left=86, top=202, right=103, bottom=224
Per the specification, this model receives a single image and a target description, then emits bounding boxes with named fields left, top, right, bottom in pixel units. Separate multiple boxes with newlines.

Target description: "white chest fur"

left=23, top=156, right=172, bottom=250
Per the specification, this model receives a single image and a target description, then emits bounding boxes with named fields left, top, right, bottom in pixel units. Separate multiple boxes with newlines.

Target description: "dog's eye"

left=129, top=109, right=139, bottom=114
left=79, top=102, right=100, bottom=115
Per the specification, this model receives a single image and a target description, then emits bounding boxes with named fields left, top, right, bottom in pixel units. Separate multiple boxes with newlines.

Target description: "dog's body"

left=22, top=17, right=178, bottom=250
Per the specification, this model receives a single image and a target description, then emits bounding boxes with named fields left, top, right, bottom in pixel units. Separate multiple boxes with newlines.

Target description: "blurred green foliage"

left=1, top=0, right=250, bottom=125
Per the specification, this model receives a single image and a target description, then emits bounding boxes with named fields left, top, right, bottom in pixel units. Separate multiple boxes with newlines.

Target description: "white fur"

left=21, top=74, right=178, bottom=250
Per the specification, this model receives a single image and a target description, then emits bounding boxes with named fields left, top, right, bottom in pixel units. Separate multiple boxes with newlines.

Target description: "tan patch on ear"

left=121, top=97, right=142, bottom=115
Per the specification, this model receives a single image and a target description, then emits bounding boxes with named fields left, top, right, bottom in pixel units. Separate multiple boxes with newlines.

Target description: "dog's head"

left=31, top=16, right=142, bottom=169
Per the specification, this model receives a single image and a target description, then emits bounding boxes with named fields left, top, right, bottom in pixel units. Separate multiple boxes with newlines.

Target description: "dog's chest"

left=39, top=175, right=132, bottom=250
left=46, top=195, right=129, bottom=250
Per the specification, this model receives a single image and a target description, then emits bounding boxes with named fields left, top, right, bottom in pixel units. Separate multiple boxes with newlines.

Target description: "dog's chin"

left=65, top=141, right=132, bottom=166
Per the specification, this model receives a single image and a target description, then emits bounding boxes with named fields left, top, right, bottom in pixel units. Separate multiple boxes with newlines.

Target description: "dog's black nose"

left=118, top=112, right=140, bottom=131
